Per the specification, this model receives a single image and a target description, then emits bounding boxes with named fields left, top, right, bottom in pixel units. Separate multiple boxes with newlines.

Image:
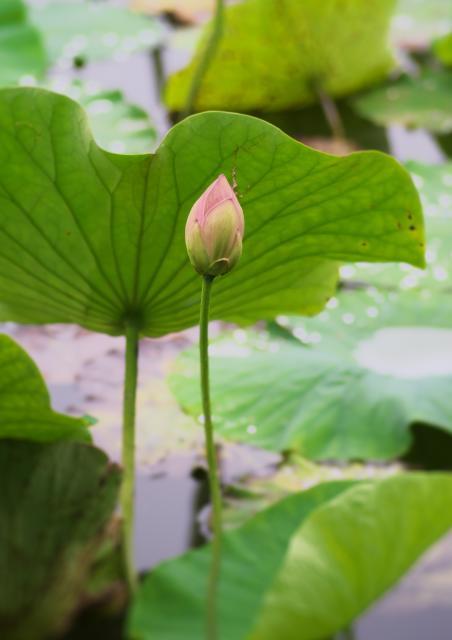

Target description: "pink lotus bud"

left=185, top=174, right=244, bottom=277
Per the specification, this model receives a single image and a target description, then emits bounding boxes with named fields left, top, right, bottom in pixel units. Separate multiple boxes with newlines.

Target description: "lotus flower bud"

left=185, top=174, right=244, bottom=277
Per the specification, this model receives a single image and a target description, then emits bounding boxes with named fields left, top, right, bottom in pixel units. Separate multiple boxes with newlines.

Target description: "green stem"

left=315, top=83, right=346, bottom=141
left=182, top=0, right=225, bottom=118
left=151, top=45, right=164, bottom=101
left=199, top=275, right=222, bottom=640
left=120, top=323, right=140, bottom=594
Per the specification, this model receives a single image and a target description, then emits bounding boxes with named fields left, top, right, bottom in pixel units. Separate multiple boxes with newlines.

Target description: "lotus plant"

left=186, top=174, right=244, bottom=640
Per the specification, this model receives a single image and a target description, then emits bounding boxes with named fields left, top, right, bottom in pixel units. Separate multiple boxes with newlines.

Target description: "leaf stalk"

left=182, top=0, right=225, bottom=118
left=120, top=322, right=140, bottom=594
left=314, top=83, right=346, bottom=141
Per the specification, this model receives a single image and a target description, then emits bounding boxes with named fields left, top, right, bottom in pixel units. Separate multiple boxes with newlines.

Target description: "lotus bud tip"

left=185, top=174, right=244, bottom=277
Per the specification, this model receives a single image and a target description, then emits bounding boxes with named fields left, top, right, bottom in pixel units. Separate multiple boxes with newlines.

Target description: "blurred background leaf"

left=353, top=69, right=452, bottom=136
left=433, top=32, right=452, bottom=66
left=29, top=0, right=164, bottom=67
left=0, top=0, right=47, bottom=84
left=0, top=439, right=120, bottom=640
left=166, top=0, right=397, bottom=112
left=0, top=334, right=91, bottom=443
left=47, top=79, right=158, bottom=154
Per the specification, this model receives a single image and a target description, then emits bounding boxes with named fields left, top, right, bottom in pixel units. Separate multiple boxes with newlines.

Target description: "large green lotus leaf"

left=0, top=439, right=120, bottom=640
left=340, top=162, right=452, bottom=292
left=0, top=333, right=90, bottom=442
left=129, top=473, right=452, bottom=640
left=166, top=0, right=396, bottom=112
left=30, top=0, right=164, bottom=66
left=0, top=0, right=47, bottom=85
left=49, top=79, right=158, bottom=154
left=170, top=289, right=452, bottom=460
left=0, top=88, right=424, bottom=337
left=353, top=69, right=452, bottom=135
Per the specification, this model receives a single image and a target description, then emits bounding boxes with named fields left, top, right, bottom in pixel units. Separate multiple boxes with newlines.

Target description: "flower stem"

left=199, top=275, right=222, bottom=640
left=182, top=0, right=225, bottom=118
left=120, top=323, right=140, bottom=594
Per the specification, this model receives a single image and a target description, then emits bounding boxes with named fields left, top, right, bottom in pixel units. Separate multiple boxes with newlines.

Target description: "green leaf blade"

left=0, top=88, right=425, bottom=337
left=170, top=288, right=452, bottom=461
left=252, top=473, right=452, bottom=639
left=0, top=0, right=47, bottom=85
left=0, top=333, right=91, bottom=443
left=0, top=439, right=120, bottom=640
left=129, top=473, right=452, bottom=640
left=166, top=0, right=397, bottom=112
